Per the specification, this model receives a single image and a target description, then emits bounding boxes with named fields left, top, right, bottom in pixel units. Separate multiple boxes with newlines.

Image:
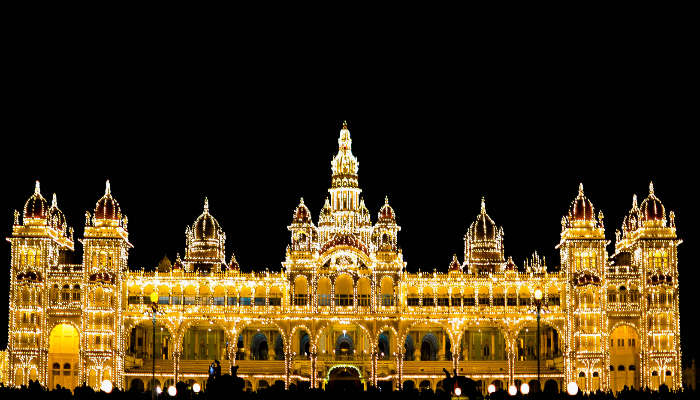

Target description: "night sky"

left=1, top=38, right=697, bottom=368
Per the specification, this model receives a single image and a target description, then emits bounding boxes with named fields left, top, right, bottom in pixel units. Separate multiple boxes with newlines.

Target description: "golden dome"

left=94, top=180, right=122, bottom=221
left=192, top=198, right=222, bottom=241
left=639, top=182, right=666, bottom=223
left=48, top=193, right=67, bottom=232
left=378, top=196, right=396, bottom=223
left=292, top=198, right=312, bottom=224
left=568, top=183, right=595, bottom=222
left=23, top=181, right=48, bottom=221
left=469, top=197, right=497, bottom=241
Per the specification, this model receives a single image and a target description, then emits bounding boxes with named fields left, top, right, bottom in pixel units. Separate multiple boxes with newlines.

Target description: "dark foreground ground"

left=1, top=380, right=695, bottom=400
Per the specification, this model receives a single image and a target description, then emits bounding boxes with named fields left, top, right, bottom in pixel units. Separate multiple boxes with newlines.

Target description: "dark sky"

left=1, top=29, right=697, bottom=366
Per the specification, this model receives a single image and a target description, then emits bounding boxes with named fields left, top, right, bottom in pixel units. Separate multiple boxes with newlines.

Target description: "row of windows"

left=611, top=338, right=636, bottom=347
left=128, top=295, right=282, bottom=306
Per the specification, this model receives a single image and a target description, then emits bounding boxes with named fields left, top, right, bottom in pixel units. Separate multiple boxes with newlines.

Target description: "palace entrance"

left=327, top=366, right=362, bottom=392
left=48, top=324, right=80, bottom=391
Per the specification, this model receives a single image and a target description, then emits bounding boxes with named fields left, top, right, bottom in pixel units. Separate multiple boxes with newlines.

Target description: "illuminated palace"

left=3, top=123, right=682, bottom=394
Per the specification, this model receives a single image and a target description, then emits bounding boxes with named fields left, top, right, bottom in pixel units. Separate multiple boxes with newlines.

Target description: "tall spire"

left=331, top=121, right=359, bottom=188
left=35, top=180, right=40, bottom=195
left=105, top=179, right=111, bottom=195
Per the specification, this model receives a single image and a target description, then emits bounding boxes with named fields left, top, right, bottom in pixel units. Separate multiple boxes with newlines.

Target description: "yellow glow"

left=534, top=288, right=543, bottom=300
left=150, top=292, right=159, bottom=304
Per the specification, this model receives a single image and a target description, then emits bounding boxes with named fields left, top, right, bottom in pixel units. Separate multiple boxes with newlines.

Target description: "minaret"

left=557, top=183, right=608, bottom=392
left=82, top=180, right=132, bottom=388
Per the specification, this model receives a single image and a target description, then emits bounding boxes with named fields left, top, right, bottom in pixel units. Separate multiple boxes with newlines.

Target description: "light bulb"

left=168, top=385, right=177, bottom=396
left=192, top=383, right=201, bottom=393
left=520, top=382, right=530, bottom=395
left=488, top=384, right=496, bottom=394
left=101, top=380, right=112, bottom=393
left=508, top=384, right=517, bottom=396
left=567, top=382, right=579, bottom=396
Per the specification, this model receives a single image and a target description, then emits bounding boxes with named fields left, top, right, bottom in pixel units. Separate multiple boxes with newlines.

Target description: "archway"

left=335, top=333, right=354, bottom=359
left=128, top=322, right=173, bottom=361
left=274, top=335, right=284, bottom=360
left=421, top=333, right=438, bottom=361
left=48, top=323, right=79, bottom=390
left=181, top=325, right=226, bottom=360
left=404, top=335, right=415, bottom=361
left=609, top=324, right=640, bottom=391
left=300, top=332, right=310, bottom=357
left=378, top=332, right=390, bottom=359
left=327, top=366, right=362, bottom=392
left=515, top=324, right=561, bottom=361
left=461, top=327, right=507, bottom=360
left=251, top=333, right=269, bottom=360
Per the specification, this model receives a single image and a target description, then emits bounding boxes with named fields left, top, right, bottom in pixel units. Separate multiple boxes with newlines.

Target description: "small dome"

left=292, top=198, right=312, bottom=224
left=505, top=256, right=517, bottom=271
left=228, top=253, right=240, bottom=270
left=378, top=196, right=396, bottom=222
left=23, top=181, right=48, bottom=220
left=48, top=194, right=67, bottom=231
left=193, top=198, right=221, bottom=241
left=449, top=254, right=461, bottom=272
left=640, top=182, right=665, bottom=222
left=95, top=180, right=122, bottom=221
left=568, top=183, right=595, bottom=221
left=470, top=197, right=497, bottom=241
left=172, top=254, right=183, bottom=270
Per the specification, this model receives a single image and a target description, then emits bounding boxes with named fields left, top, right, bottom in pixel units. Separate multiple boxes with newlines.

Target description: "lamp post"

left=533, top=288, right=544, bottom=390
left=148, top=292, right=161, bottom=400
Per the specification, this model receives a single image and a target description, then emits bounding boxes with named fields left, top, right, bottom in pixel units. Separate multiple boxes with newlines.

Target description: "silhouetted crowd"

left=0, top=376, right=695, bottom=400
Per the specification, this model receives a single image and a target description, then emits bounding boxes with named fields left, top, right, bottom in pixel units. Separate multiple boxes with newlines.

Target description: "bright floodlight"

left=567, top=382, right=579, bottom=396
left=156, top=386, right=162, bottom=394
left=520, top=382, right=530, bottom=395
left=101, top=380, right=113, bottom=393
left=487, top=384, right=496, bottom=394
left=508, top=384, right=517, bottom=396
left=192, top=383, right=201, bottom=393
left=168, top=385, right=177, bottom=396
left=534, top=288, right=543, bottom=300
left=454, top=387, right=462, bottom=396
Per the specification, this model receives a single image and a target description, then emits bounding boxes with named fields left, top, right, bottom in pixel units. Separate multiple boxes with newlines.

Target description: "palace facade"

left=4, top=124, right=682, bottom=394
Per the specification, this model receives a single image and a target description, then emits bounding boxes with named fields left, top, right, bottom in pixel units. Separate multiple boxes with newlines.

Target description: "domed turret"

left=469, top=197, right=498, bottom=241
left=378, top=196, right=396, bottom=223
left=48, top=193, right=67, bottom=233
left=184, top=197, right=226, bottom=272
left=94, top=180, right=122, bottom=222
left=639, top=182, right=666, bottom=224
left=505, top=256, right=517, bottom=271
left=465, top=197, right=505, bottom=273
left=568, top=183, right=595, bottom=222
left=192, top=198, right=222, bottom=241
left=292, top=198, right=312, bottom=224
left=449, top=254, right=462, bottom=273
left=228, top=253, right=240, bottom=271
left=23, top=181, right=48, bottom=222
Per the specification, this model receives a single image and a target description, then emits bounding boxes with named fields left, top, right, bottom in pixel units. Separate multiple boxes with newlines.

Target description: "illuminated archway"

left=609, top=324, right=640, bottom=391
left=48, top=323, right=79, bottom=390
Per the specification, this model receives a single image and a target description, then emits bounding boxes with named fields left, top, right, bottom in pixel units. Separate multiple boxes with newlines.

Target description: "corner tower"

left=82, top=181, right=132, bottom=388
left=6, top=181, right=74, bottom=386
left=558, top=183, right=609, bottom=391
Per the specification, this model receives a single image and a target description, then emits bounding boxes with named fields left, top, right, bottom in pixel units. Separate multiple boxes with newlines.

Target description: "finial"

left=578, top=183, right=584, bottom=196
left=480, top=196, right=486, bottom=213
left=385, top=195, right=389, bottom=205
left=300, top=197, right=304, bottom=205
left=342, top=120, right=348, bottom=129
left=632, top=194, right=638, bottom=208
left=52, top=193, right=57, bottom=207
left=34, top=180, right=40, bottom=195
left=649, top=181, right=655, bottom=195
left=105, top=180, right=111, bottom=195
left=203, top=197, right=209, bottom=212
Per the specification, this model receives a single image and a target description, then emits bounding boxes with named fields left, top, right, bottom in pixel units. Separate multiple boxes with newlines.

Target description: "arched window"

left=618, top=365, right=625, bottom=371
left=73, top=285, right=81, bottom=302
left=61, top=285, right=70, bottom=302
